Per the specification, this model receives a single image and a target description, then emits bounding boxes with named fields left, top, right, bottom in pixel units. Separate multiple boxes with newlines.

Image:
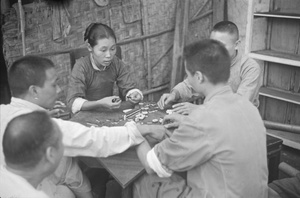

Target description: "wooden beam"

left=142, top=84, right=169, bottom=96
left=245, top=0, right=254, bottom=54
left=192, top=0, right=210, bottom=19
left=264, top=120, right=300, bottom=134
left=267, top=129, right=300, bottom=150
left=212, top=0, right=225, bottom=26
left=141, top=1, right=153, bottom=101
left=170, top=0, right=190, bottom=89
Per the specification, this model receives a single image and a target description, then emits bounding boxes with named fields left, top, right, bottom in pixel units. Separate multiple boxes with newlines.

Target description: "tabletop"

left=70, top=101, right=167, bottom=188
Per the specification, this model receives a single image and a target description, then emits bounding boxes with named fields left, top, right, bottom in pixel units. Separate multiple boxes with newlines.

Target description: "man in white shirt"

left=0, top=111, right=64, bottom=198
left=133, top=39, right=268, bottom=198
left=0, top=55, right=165, bottom=198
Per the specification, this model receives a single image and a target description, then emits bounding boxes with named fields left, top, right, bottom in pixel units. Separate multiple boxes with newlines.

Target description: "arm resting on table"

left=54, top=118, right=145, bottom=158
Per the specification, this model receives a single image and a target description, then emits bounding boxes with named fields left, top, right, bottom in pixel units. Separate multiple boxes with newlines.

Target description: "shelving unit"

left=259, top=87, right=300, bottom=105
left=249, top=50, right=300, bottom=67
left=245, top=0, right=300, bottom=150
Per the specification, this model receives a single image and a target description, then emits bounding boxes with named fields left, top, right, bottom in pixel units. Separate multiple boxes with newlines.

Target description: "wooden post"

left=170, top=0, right=190, bottom=89
left=141, top=1, right=153, bottom=101
left=245, top=0, right=254, bottom=54
left=212, top=0, right=225, bottom=26
left=18, top=0, right=26, bottom=56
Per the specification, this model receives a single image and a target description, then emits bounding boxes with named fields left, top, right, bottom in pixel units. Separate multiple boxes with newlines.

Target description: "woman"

left=67, top=23, right=143, bottom=114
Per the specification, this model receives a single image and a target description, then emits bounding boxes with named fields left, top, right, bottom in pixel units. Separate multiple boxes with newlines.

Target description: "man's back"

left=187, top=86, right=268, bottom=197
left=156, top=86, right=268, bottom=197
left=0, top=101, right=32, bottom=165
left=0, top=160, right=49, bottom=198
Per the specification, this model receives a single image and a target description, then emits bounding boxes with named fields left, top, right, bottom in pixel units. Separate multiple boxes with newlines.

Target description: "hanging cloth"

left=51, top=2, right=71, bottom=43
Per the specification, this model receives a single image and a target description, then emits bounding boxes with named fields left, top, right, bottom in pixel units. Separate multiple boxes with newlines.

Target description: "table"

left=70, top=102, right=167, bottom=197
left=70, top=102, right=283, bottom=195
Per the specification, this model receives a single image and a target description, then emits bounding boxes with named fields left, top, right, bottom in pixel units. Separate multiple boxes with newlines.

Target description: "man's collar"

left=90, top=54, right=107, bottom=71
left=11, top=97, right=45, bottom=111
left=230, top=50, right=241, bottom=67
left=204, top=85, right=232, bottom=103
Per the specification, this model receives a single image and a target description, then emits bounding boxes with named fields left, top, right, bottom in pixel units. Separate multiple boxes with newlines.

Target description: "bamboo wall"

left=2, top=0, right=212, bottom=102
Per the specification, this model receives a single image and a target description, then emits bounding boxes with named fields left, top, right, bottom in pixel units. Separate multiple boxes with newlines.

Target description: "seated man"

left=158, top=21, right=261, bottom=114
left=0, top=55, right=165, bottom=198
left=133, top=39, right=268, bottom=198
left=0, top=111, right=64, bottom=198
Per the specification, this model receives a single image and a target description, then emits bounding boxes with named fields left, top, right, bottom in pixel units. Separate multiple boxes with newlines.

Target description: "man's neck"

left=21, top=95, right=42, bottom=107
left=6, top=165, right=46, bottom=188
left=202, top=83, right=228, bottom=98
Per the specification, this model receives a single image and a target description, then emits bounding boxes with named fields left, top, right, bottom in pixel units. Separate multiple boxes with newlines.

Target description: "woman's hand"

left=127, top=91, right=142, bottom=103
left=98, top=96, right=121, bottom=109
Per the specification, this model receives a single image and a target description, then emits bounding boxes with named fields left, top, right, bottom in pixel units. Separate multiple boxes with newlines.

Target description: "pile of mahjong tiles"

left=123, top=102, right=173, bottom=124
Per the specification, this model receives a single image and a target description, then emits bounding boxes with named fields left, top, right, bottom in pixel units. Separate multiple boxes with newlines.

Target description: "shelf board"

left=267, top=129, right=300, bottom=150
left=249, top=50, right=300, bottom=67
left=254, top=12, right=300, bottom=19
left=259, top=87, right=300, bottom=105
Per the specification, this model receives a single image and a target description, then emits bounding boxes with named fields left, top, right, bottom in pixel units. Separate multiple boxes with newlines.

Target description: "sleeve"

left=126, top=88, right=144, bottom=101
left=71, top=98, right=87, bottom=114
left=149, top=113, right=214, bottom=173
left=147, top=148, right=173, bottom=177
left=237, top=57, right=261, bottom=103
left=54, top=118, right=145, bottom=157
left=172, top=79, right=203, bottom=102
left=66, top=60, right=88, bottom=109
left=115, top=59, right=137, bottom=98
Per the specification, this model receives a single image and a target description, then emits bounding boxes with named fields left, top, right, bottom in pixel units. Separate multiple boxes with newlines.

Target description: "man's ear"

left=28, top=85, right=38, bottom=98
left=235, top=39, right=241, bottom=50
left=45, top=147, right=56, bottom=164
left=195, top=71, right=204, bottom=84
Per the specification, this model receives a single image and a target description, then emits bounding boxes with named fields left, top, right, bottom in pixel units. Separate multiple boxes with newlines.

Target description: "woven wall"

left=2, top=0, right=212, bottom=102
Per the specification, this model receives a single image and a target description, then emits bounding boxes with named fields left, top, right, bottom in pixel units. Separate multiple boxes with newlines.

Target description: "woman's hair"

left=84, top=23, right=117, bottom=47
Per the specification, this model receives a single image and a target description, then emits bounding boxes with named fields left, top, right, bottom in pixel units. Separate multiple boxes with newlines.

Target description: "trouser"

left=38, top=179, right=75, bottom=198
left=133, top=173, right=191, bottom=198
left=38, top=157, right=92, bottom=198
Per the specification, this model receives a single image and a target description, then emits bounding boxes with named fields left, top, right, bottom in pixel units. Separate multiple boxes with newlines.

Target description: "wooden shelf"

left=254, top=12, right=300, bottom=19
left=267, top=129, right=300, bottom=150
left=259, top=87, right=300, bottom=105
left=249, top=50, right=300, bottom=67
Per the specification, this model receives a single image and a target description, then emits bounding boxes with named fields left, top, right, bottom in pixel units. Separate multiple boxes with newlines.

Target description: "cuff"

left=126, top=89, right=144, bottom=101
left=71, top=98, right=87, bottom=114
left=124, top=121, right=145, bottom=145
left=146, top=148, right=173, bottom=178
